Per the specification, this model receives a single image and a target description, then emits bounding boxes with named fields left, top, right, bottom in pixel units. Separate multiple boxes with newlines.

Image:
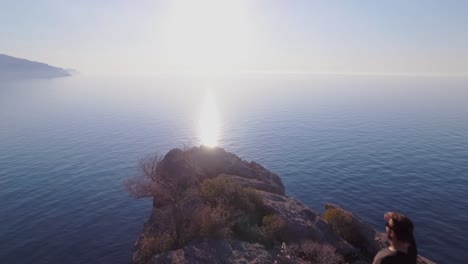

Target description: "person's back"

left=373, top=247, right=414, bottom=264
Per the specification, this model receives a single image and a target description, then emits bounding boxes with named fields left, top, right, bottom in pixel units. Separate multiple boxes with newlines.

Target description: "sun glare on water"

left=199, top=91, right=220, bottom=147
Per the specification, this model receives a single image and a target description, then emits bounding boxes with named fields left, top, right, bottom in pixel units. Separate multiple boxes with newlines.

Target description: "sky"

left=1, top=0, right=467, bottom=75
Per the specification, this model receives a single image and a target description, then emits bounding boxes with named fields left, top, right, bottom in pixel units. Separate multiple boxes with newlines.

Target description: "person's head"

left=384, top=212, right=415, bottom=243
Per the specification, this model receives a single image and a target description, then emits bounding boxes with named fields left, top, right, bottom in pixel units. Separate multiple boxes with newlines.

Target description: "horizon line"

left=83, top=70, right=468, bottom=77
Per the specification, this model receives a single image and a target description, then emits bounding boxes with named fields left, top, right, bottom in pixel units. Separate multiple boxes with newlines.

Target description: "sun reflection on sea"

left=199, top=90, right=220, bottom=147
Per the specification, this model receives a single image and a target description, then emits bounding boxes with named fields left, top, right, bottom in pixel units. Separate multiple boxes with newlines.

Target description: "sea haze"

left=0, top=74, right=467, bottom=263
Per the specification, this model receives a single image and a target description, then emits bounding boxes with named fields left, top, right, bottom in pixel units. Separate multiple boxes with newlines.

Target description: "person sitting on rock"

left=373, top=212, right=418, bottom=264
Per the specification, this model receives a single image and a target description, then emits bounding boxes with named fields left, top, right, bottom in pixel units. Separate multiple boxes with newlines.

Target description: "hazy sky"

left=1, top=0, right=467, bottom=74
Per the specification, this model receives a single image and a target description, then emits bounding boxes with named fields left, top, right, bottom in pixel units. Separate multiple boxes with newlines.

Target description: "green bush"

left=199, top=177, right=281, bottom=246
left=200, top=177, right=230, bottom=206
left=260, top=214, right=286, bottom=245
left=323, top=208, right=364, bottom=246
left=262, top=214, right=286, bottom=232
left=200, top=177, right=264, bottom=214
left=196, top=206, right=222, bottom=237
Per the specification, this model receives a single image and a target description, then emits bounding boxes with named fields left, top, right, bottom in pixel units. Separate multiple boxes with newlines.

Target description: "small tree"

left=124, top=151, right=200, bottom=251
left=123, top=154, right=161, bottom=198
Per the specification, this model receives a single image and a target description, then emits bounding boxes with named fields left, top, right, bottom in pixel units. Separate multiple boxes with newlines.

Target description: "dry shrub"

left=262, top=214, right=286, bottom=233
left=200, top=177, right=230, bottom=205
left=138, top=233, right=174, bottom=260
left=192, top=206, right=226, bottom=238
left=124, top=154, right=161, bottom=198
left=323, top=208, right=365, bottom=246
left=124, top=174, right=157, bottom=198
left=199, top=177, right=276, bottom=244
left=260, top=214, right=287, bottom=245
left=289, top=241, right=345, bottom=264
left=200, top=177, right=264, bottom=215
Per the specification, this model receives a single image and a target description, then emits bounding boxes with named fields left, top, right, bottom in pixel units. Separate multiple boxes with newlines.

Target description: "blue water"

left=1, top=75, right=467, bottom=263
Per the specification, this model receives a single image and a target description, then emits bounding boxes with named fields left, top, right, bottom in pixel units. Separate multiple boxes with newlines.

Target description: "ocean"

left=1, top=74, right=467, bottom=263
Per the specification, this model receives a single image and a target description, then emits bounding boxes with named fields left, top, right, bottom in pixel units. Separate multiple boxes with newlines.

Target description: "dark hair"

left=385, top=212, right=418, bottom=259
left=386, top=212, right=413, bottom=241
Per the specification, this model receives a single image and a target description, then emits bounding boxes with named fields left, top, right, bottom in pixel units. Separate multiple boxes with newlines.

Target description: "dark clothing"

left=407, top=239, right=418, bottom=262
left=373, top=247, right=416, bottom=264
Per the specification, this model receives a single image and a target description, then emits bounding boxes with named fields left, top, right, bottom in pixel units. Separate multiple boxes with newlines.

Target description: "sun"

left=158, top=0, right=256, bottom=72
left=199, top=90, right=220, bottom=147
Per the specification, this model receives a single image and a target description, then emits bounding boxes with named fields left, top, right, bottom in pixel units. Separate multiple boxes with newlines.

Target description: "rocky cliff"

left=128, top=146, right=434, bottom=264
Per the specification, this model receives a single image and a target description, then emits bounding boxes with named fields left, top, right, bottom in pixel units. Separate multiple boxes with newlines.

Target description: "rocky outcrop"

left=130, top=146, right=435, bottom=264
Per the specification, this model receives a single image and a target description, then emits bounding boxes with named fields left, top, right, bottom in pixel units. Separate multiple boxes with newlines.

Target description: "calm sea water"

left=1, top=74, right=467, bottom=263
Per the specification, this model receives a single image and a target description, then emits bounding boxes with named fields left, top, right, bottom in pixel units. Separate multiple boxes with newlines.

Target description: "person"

left=373, top=212, right=418, bottom=264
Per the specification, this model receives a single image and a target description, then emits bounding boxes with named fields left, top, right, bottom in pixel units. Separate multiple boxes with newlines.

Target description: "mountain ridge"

left=0, top=54, right=71, bottom=79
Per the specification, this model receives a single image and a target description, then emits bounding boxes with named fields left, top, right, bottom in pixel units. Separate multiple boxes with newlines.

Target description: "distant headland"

left=0, top=54, right=73, bottom=79
left=125, top=146, right=434, bottom=264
